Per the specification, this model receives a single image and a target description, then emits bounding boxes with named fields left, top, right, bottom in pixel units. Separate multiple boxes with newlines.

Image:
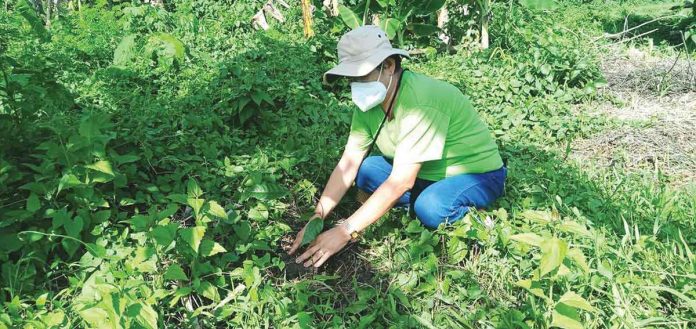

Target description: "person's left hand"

left=295, top=225, right=352, bottom=268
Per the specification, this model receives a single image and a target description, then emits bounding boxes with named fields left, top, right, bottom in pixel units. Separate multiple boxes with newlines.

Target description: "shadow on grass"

left=602, top=12, right=695, bottom=50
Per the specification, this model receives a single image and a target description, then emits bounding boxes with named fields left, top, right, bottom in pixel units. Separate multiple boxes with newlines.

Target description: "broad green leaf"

left=538, top=237, right=568, bottom=277
left=541, top=64, right=552, bottom=76
left=240, top=182, right=288, bottom=201
left=61, top=238, right=80, bottom=257
left=558, top=291, right=596, bottom=312
left=251, top=90, right=272, bottom=106
left=135, top=303, right=158, bottom=329
left=113, top=34, right=137, bottom=66
left=408, top=23, right=438, bottom=37
left=597, top=260, right=613, bottom=279
left=551, top=303, right=583, bottom=329
left=129, top=214, right=151, bottom=231
left=338, top=5, right=361, bottom=29
left=113, top=153, right=140, bottom=165
left=150, top=224, right=178, bottom=247
left=187, top=198, right=204, bottom=217
left=566, top=248, right=589, bottom=273
left=510, top=233, right=544, bottom=247
left=64, top=216, right=84, bottom=238
left=222, top=209, right=239, bottom=224
left=78, top=307, right=111, bottom=328
left=40, top=310, right=65, bottom=326
left=301, top=218, right=324, bottom=247
left=167, top=193, right=188, bottom=204
left=413, top=0, right=446, bottom=14
left=378, top=18, right=400, bottom=39
left=197, top=281, right=220, bottom=302
left=187, top=179, right=203, bottom=198
left=234, top=222, right=251, bottom=241
left=19, top=231, right=43, bottom=242
left=180, top=226, right=206, bottom=253
left=200, top=239, right=227, bottom=257
left=36, top=292, right=48, bottom=307
left=129, top=246, right=158, bottom=273
left=520, top=0, right=558, bottom=10
left=148, top=33, right=185, bottom=63
left=207, top=201, right=227, bottom=219
left=85, top=243, right=106, bottom=258
left=164, top=264, right=188, bottom=281
left=26, top=193, right=40, bottom=213
left=447, top=237, right=468, bottom=264
left=559, top=221, right=591, bottom=237
left=85, top=160, right=115, bottom=176
left=17, top=0, right=50, bottom=41
left=521, top=209, right=554, bottom=222
left=169, top=287, right=193, bottom=307
left=248, top=203, right=269, bottom=221
left=58, top=173, right=81, bottom=193
left=515, top=279, right=549, bottom=301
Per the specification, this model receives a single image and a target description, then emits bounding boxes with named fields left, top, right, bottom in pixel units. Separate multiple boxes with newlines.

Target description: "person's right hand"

left=288, top=214, right=321, bottom=256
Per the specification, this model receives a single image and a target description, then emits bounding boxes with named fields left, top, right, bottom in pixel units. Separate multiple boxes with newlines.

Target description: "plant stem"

left=363, top=0, right=371, bottom=25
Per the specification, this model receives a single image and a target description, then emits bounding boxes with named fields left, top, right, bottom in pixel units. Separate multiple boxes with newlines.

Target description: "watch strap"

left=341, top=221, right=360, bottom=241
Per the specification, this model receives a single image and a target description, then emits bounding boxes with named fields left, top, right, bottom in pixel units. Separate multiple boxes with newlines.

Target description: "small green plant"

left=338, top=0, right=446, bottom=46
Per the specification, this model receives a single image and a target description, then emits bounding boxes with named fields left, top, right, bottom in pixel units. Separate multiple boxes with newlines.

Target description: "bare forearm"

left=345, top=179, right=409, bottom=232
left=314, top=155, right=362, bottom=218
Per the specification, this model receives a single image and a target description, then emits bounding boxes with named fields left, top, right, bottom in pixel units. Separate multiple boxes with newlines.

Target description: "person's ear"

left=384, top=58, right=396, bottom=75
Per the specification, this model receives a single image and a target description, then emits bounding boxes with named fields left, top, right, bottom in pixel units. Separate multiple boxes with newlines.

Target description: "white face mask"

left=350, top=65, right=393, bottom=112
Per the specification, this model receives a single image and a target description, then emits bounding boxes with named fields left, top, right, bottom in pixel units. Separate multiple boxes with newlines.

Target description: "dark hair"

left=387, top=54, right=403, bottom=70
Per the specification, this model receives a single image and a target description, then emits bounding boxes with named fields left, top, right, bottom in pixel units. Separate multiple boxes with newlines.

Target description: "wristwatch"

left=341, top=221, right=360, bottom=241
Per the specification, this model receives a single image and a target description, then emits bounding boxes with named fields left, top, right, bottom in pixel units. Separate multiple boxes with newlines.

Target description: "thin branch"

left=615, top=28, right=659, bottom=44
left=599, top=14, right=678, bottom=41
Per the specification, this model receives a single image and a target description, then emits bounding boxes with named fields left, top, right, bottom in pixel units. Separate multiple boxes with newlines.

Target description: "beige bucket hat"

left=323, top=25, right=410, bottom=85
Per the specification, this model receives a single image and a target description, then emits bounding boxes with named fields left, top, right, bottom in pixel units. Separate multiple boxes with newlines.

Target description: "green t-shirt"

left=346, top=70, right=503, bottom=181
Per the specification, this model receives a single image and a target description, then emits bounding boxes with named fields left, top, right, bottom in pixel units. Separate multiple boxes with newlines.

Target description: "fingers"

left=304, top=249, right=324, bottom=267
left=296, top=244, right=319, bottom=264
left=288, top=237, right=300, bottom=255
left=288, top=234, right=301, bottom=255
left=313, top=251, right=332, bottom=268
left=288, top=228, right=305, bottom=255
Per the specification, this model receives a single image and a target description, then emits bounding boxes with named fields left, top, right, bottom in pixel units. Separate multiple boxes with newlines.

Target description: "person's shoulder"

left=401, top=71, right=467, bottom=111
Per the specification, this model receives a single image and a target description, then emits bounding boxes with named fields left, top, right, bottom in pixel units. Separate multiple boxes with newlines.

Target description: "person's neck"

left=381, top=68, right=404, bottom=120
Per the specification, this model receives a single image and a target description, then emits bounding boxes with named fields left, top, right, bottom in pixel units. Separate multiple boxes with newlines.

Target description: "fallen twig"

left=598, top=14, right=677, bottom=41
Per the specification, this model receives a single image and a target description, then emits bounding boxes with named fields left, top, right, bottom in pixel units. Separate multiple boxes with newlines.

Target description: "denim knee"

left=355, top=156, right=389, bottom=193
left=413, top=192, right=445, bottom=229
left=413, top=190, right=471, bottom=229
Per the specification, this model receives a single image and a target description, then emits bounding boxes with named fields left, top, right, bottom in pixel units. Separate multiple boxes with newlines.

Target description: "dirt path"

left=572, top=45, right=695, bottom=187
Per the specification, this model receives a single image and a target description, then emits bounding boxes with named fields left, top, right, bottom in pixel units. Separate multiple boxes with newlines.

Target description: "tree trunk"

left=480, top=15, right=489, bottom=49
left=437, top=4, right=450, bottom=45
left=478, top=0, right=490, bottom=49
left=45, top=0, right=51, bottom=29
left=323, top=0, right=338, bottom=16
left=301, top=0, right=314, bottom=38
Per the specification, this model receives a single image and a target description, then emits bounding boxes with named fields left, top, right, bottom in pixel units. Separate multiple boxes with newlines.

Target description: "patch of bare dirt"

left=572, top=46, right=695, bottom=186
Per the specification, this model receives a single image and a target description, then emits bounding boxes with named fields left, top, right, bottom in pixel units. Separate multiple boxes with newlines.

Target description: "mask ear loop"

left=377, top=63, right=393, bottom=91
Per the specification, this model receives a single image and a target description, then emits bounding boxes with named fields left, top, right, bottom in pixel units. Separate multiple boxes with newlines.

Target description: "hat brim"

left=323, top=48, right=410, bottom=85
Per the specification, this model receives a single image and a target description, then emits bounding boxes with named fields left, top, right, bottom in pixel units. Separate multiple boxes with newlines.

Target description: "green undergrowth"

left=0, top=0, right=693, bottom=328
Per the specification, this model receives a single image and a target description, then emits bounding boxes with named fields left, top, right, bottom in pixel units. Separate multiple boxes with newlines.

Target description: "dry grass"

left=572, top=45, right=695, bottom=186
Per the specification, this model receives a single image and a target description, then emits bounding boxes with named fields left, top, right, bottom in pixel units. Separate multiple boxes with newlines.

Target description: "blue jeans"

left=355, top=156, right=507, bottom=229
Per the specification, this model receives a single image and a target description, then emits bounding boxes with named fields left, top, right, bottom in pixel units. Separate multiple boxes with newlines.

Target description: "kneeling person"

left=289, top=26, right=506, bottom=268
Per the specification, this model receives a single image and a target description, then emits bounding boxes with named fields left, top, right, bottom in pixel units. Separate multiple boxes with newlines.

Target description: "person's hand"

left=288, top=214, right=321, bottom=256
left=295, top=225, right=352, bottom=268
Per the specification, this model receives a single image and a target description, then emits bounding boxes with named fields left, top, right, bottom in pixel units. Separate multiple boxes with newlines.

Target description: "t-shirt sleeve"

left=345, top=109, right=372, bottom=152
left=394, top=107, right=449, bottom=164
